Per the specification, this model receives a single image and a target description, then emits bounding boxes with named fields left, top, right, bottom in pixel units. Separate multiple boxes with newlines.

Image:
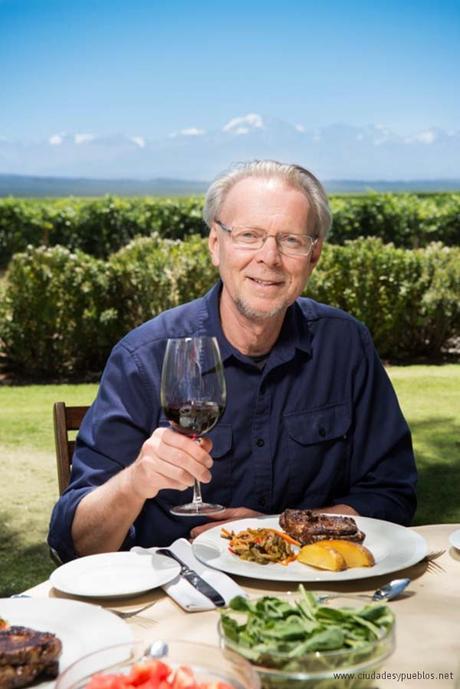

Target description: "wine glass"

left=160, top=336, right=227, bottom=516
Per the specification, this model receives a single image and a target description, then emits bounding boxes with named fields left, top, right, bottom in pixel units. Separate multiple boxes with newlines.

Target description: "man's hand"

left=190, top=507, right=263, bottom=539
left=125, top=427, right=213, bottom=501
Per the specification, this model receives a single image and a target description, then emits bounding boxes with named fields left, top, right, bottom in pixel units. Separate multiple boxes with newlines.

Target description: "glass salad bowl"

left=217, top=590, right=395, bottom=689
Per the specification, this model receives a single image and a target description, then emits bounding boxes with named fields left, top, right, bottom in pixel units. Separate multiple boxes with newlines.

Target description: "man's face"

left=208, top=176, right=322, bottom=322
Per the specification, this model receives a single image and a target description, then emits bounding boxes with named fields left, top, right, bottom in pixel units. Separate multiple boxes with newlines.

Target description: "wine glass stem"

left=192, top=479, right=203, bottom=505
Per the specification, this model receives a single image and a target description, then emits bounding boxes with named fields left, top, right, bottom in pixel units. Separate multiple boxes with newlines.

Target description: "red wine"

left=164, top=400, right=223, bottom=437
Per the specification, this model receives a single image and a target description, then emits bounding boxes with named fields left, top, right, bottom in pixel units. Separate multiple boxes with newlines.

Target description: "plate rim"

left=192, top=513, right=428, bottom=582
left=49, top=550, right=180, bottom=598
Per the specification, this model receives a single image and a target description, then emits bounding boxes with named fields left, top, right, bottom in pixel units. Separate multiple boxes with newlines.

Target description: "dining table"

left=26, top=523, right=460, bottom=689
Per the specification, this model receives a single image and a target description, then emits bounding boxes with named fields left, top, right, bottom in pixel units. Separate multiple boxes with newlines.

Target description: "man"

left=48, top=160, right=417, bottom=562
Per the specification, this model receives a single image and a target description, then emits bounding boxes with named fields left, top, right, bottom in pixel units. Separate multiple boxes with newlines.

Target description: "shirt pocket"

left=284, top=403, right=351, bottom=504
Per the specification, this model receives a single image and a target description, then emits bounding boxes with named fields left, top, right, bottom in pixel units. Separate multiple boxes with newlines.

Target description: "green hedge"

left=0, top=196, right=206, bottom=268
left=1, top=193, right=459, bottom=268
left=308, top=239, right=460, bottom=359
left=0, top=246, right=118, bottom=378
left=1, top=237, right=458, bottom=378
left=330, top=193, right=460, bottom=247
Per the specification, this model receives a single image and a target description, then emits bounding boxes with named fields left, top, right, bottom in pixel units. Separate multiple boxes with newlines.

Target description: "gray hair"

left=203, top=160, right=332, bottom=239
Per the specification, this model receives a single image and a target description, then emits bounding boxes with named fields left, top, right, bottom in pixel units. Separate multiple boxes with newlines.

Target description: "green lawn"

left=0, top=366, right=459, bottom=596
left=0, top=385, right=98, bottom=596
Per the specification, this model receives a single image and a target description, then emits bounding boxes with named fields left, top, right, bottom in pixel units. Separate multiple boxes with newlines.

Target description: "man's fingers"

left=131, top=427, right=215, bottom=497
left=155, top=429, right=214, bottom=468
left=198, top=436, right=213, bottom=453
left=142, top=435, right=212, bottom=483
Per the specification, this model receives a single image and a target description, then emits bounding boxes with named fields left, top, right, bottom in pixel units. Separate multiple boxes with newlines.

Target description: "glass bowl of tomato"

left=56, top=639, right=260, bottom=689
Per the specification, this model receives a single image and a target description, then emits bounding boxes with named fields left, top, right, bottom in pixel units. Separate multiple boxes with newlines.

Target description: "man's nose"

left=255, top=235, right=282, bottom=264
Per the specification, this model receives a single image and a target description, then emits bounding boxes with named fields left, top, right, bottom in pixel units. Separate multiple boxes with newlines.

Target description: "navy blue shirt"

left=48, top=282, right=417, bottom=562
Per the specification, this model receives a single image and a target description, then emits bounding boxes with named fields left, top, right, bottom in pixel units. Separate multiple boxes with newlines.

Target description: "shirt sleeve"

left=47, top=342, right=159, bottom=562
left=331, top=325, right=417, bottom=525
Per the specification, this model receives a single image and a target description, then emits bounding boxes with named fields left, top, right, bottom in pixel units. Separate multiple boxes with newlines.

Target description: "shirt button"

left=318, top=426, right=326, bottom=438
left=256, top=438, right=265, bottom=447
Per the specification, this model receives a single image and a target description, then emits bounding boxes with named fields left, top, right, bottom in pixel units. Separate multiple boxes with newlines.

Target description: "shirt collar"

left=263, top=300, right=311, bottom=371
left=196, top=281, right=234, bottom=364
left=197, top=281, right=311, bottom=365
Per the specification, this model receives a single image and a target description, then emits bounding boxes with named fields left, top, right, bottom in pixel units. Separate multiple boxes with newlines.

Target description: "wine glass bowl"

left=161, top=336, right=226, bottom=516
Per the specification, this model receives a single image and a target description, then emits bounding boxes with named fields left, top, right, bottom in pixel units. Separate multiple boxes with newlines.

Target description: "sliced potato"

left=297, top=543, right=347, bottom=571
left=315, top=539, right=375, bottom=568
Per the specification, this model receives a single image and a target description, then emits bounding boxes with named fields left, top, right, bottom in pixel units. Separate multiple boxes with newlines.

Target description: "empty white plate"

left=449, top=529, right=460, bottom=550
left=50, top=550, right=180, bottom=598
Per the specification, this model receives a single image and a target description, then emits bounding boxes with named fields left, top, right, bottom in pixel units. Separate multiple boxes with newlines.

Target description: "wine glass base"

left=170, top=502, right=225, bottom=517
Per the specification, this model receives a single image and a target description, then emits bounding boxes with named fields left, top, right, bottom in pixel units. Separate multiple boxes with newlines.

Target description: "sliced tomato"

left=158, top=682, right=171, bottom=689
left=169, top=666, right=198, bottom=689
left=128, top=660, right=170, bottom=686
left=86, top=673, right=129, bottom=689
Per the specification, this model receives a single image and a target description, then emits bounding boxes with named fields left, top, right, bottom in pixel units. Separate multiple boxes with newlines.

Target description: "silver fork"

left=107, top=601, right=157, bottom=619
left=422, top=549, right=446, bottom=573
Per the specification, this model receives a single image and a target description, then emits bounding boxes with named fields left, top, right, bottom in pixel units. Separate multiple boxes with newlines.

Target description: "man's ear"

left=309, top=239, right=323, bottom=269
left=208, top=227, right=220, bottom=267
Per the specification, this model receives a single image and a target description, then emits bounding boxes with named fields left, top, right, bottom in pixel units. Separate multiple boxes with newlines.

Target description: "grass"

left=386, top=365, right=460, bottom=524
left=0, top=366, right=459, bottom=595
left=0, top=385, right=97, bottom=596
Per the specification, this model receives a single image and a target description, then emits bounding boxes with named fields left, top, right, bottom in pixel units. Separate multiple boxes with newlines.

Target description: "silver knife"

left=156, top=548, right=226, bottom=607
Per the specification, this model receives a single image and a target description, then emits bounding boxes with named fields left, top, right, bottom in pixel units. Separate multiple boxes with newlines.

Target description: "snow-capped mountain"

left=0, top=115, right=459, bottom=181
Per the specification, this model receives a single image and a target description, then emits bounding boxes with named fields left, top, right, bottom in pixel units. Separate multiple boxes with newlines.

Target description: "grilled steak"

left=0, top=626, right=62, bottom=689
left=279, top=509, right=365, bottom=545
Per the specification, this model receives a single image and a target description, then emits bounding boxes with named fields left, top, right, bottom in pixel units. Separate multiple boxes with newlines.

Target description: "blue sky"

left=0, top=0, right=459, bottom=141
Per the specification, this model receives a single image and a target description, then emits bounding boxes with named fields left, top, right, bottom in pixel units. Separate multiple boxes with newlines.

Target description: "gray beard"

left=235, top=296, right=288, bottom=321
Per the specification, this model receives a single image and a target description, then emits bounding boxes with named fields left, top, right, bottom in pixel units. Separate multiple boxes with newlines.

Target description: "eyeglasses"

left=215, top=220, right=318, bottom=257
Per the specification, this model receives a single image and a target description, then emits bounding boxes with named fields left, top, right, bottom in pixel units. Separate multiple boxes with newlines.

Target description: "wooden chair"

left=53, top=402, right=89, bottom=495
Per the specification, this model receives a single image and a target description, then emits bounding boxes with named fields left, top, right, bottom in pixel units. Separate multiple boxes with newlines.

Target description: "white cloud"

left=371, top=124, right=395, bottom=146
left=74, top=133, right=95, bottom=145
left=168, top=127, right=206, bottom=139
left=49, top=134, right=64, bottom=145
left=130, top=136, right=145, bottom=148
left=414, top=130, right=436, bottom=144
left=180, top=128, right=206, bottom=136
left=223, top=113, right=264, bottom=133
left=403, top=129, right=437, bottom=145
left=295, top=124, right=305, bottom=133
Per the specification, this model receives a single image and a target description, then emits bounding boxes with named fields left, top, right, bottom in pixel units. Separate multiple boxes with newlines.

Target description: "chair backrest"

left=53, top=402, right=89, bottom=495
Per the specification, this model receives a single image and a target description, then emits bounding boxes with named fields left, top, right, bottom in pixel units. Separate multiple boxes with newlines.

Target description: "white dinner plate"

left=192, top=514, right=428, bottom=582
left=50, top=550, right=180, bottom=598
left=449, top=528, right=460, bottom=550
left=0, top=597, right=132, bottom=688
